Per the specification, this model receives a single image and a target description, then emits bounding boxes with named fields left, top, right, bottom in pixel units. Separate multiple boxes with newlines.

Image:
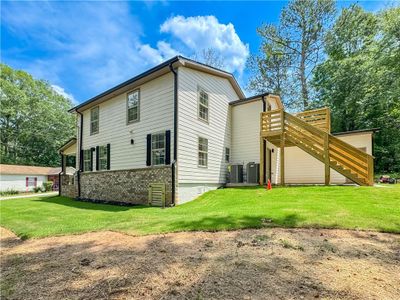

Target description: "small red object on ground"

left=267, top=179, right=272, bottom=190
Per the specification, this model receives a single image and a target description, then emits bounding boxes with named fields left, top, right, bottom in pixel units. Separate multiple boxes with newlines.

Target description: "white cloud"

left=156, top=41, right=181, bottom=59
left=138, top=41, right=180, bottom=65
left=51, top=84, right=77, bottom=104
left=160, top=15, right=249, bottom=73
left=2, top=2, right=248, bottom=102
left=1, top=2, right=150, bottom=100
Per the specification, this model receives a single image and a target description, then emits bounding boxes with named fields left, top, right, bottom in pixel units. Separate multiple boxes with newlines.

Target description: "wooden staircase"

left=260, top=108, right=374, bottom=186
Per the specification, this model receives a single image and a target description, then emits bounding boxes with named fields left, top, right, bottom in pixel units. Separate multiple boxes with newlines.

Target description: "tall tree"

left=247, top=43, right=295, bottom=105
left=192, top=48, right=225, bottom=69
left=0, top=64, right=75, bottom=167
left=248, top=0, right=336, bottom=110
left=313, top=5, right=400, bottom=173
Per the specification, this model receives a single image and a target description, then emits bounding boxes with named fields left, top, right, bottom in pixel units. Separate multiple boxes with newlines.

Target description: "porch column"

left=61, top=154, right=66, bottom=173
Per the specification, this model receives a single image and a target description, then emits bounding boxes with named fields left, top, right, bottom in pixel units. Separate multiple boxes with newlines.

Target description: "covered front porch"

left=58, top=138, right=77, bottom=197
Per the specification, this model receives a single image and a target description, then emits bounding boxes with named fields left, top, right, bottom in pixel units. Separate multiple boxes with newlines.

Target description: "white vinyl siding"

left=177, top=67, right=240, bottom=188
left=90, top=107, right=99, bottom=135
left=270, top=132, right=373, bottom=185
left=0, top=174, right=47, bottom=192
left=231, top=100, right=263, bottom=165
left=79, top=73, right=174, bottom=171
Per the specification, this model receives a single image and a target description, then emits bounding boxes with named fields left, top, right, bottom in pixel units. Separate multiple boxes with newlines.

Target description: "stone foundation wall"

left=60, top=174, right=77, bottom=198
left=80, top=166, right=173, bottom=205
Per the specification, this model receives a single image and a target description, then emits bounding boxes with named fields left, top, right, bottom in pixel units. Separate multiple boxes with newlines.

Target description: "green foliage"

left=42, top=181, right=53, bottom=192
left=313, top=5, right=400, bottom=172
left=1, top=185, right=399, bottom=239
left=33, top=187, right=42, bottom=193
left=0, top=189, right=19, bottom=196
left=248, top=2, right=399, bottom=173
left=0, top=64, right=75, bottom=167
left=247, top=0, right=336, bottom=109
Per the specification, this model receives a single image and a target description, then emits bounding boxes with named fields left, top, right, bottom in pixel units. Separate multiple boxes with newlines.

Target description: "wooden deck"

left=259, top=104, right=374, bottom=187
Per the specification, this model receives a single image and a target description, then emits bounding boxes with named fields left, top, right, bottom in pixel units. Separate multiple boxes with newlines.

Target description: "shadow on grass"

left=165, top=213, right=306, bottom=232
left=34, top=196, right=152, bottom=212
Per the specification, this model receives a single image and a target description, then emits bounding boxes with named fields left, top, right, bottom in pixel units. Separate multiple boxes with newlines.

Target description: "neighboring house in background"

left=0, top=164, right=72, bottom=192
left=59, top=56, right=376, bottom=206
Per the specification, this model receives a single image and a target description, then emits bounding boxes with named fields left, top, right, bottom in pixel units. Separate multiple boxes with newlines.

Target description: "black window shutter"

left=96, top=146, right=99, bottom=171
left=146, top=134, right=151, bottom=166
left=90, top=148, right=94, bottom=171
left=106, top=144, right=111, bottom=170
left=165, top=130, right=171, bottom=165
left=80, top=149, right=84, bottom=171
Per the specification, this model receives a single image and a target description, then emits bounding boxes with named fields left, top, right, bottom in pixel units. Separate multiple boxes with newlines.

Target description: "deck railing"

left=260, top=109, right=284, bottom=136
left=295, top=107, right=331, bottom=133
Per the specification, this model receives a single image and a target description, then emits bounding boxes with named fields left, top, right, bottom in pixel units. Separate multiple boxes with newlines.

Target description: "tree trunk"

left=300, top=44, right=309, bottom=109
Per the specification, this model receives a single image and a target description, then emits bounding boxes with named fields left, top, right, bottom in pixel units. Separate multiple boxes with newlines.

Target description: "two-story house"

left=59, top=56, right=375, bottom=206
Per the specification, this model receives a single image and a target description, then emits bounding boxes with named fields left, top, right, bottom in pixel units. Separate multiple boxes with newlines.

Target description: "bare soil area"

left=1, top=227, right=399, bottom=300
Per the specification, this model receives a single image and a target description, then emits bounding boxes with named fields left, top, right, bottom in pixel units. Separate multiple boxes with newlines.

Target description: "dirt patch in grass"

left=1, top=227, right=399, bottom=299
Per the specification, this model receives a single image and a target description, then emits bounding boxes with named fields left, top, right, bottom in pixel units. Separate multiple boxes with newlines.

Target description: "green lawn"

left=1, top=185, right=399, bottom=239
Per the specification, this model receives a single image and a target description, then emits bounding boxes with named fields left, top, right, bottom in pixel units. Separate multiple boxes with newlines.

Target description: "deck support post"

left=260, top=137, right=265, bottom=185
left=367, top=155, right=374, bottom=186
left=280, top=110, right=285, bottom=186
left=324, top=132, right=330, bottom=185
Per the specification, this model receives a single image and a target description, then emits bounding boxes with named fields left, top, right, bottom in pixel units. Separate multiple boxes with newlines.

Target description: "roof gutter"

left=68, top=55, right=245, bottom=114
left=169, top=63, right=178, bottom=206
left=68, top=56, right=182, bottom=113
left=76, top=111, right=83, bottom=199
left=229, top=92, right=271, bottom=106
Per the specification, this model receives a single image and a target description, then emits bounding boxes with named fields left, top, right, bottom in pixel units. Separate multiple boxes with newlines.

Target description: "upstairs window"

left=198, top=137, right=208, bottom=167
left=127, top=89, right=140, bottom=123
left=225, top=147, right=230, bottom=163
left=198, top=88, right=209, bottom=122
left=152, top=132, right=165, bottom=166
left=90, top=106, right=99, bottom=135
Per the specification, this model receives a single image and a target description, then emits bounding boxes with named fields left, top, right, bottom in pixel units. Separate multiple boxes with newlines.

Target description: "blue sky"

left=1, top=1, right=393, bottom=103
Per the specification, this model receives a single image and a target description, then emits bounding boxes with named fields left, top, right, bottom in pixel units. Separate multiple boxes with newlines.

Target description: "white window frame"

left=198, top=137, right=208, bottom=167
left=151, top=132, right=166, bottom=166
left=127, top=89, right=140, bottom=124
left=197, top=87, right=209, bottom=123
left=83, top=149, right=92, bottom=171
left=98, top=146, right=108, bottom=171
left=225, top=147, right=230, bottom=163
left=90, top=106, right=99, bottom=135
